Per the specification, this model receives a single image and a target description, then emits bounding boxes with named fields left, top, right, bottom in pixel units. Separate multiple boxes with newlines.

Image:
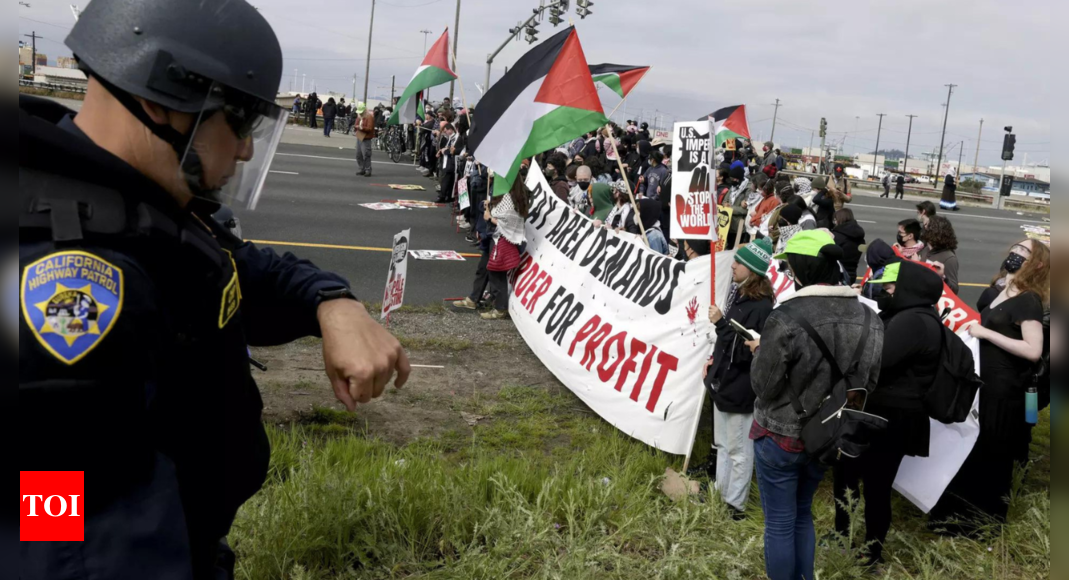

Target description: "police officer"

left=18, top=1, right=410, bottom=578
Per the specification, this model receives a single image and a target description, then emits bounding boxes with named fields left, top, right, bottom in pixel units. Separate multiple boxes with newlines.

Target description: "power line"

left=18, top=16, right=72, bottom=30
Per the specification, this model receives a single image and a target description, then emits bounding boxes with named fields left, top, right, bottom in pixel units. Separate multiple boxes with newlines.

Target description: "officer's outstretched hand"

left=318, top=300, right=411, bottom=411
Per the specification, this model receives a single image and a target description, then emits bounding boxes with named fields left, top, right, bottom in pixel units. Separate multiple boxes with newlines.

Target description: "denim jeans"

left=323, top=118, right=335, bottom=136
left=754, top=436, right=827, bottom=580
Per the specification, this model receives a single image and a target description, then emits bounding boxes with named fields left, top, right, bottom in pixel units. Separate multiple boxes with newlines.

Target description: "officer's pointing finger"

left=394, top=348, right=411, bottom=389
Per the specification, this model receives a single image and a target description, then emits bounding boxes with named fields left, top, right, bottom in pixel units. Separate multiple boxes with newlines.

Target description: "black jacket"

left=869, top=261, right=945, bottom=457
left=18, top=96, right=349, bottom=579
left=812, top=189, right=836, bottom=229
left=708, top=293, right=774, bottom=414
left=322, top=102, right=337, bottom=120
left=832, top=220, right=866, bottom=284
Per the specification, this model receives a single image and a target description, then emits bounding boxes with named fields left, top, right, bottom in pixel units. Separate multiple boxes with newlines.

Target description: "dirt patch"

left=252, top=308, right=565, bottom=446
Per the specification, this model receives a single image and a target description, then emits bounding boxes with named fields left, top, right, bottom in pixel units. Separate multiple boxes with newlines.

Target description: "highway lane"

left=240, top=142, right=1049, bottom=308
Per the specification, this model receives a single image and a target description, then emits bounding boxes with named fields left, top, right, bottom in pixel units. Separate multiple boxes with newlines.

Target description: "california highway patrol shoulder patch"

left=21, top=251, right=124, bottom=365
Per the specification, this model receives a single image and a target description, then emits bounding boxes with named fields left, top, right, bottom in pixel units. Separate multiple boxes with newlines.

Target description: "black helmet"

left=66, top=0, right=288, bottom=209
left=641, top=122, right=649, bottom=130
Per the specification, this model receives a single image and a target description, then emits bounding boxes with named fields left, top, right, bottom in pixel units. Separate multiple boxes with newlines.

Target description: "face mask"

left=577, top=181, right=591, bottom=190
left=897, top=233, right=908, bottom=246
left=1003, top=253, right=1027, bottom=274
left=877, top=291, right=895, bottom=312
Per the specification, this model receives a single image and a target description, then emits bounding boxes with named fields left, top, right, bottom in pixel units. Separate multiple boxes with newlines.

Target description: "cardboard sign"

left=669, top=122, right=717, bottom=241
left=381, top=229, right=410, bottom=320
left=458, top=177, right=470, bottom=211
left=409, top=250, right=466, bottom=261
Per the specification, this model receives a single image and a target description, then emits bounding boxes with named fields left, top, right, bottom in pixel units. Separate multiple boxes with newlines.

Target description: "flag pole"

left=451, top=50, right=474, bottom=134
left=605, top=128, right=650, bottom=247
left=606, top=96, right=628, bottom=120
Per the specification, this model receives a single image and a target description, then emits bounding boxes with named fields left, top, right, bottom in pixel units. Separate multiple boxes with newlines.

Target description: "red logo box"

left=20, top=471, right=85, bottom=542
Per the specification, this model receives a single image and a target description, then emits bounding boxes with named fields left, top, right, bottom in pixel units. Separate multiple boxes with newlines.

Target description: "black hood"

left=865, top=239, right=899, bottom=271
left=834, top=220, right=866, bottom=243
left=882, top=260, right=945, bottom=314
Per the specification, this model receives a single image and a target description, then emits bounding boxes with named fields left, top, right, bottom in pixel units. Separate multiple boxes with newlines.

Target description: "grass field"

left=229, top=382, right=1050, bottom=580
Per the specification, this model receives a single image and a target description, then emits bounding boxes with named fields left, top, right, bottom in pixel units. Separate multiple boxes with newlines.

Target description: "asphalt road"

left=240, top=141, right=1050, bottom=309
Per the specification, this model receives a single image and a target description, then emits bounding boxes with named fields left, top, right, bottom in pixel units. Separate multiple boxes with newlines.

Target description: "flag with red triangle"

left=388, top=29, right=456, bottom=126
left=589, top=64, right=650, bottom=99
left=699, top=105, right=752, bottom=148
left=468, top=27, right=609, bottom=195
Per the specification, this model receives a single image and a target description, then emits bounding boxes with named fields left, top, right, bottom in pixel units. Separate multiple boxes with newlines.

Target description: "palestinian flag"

left=469, top=27, right=609, bottom=195
left=699, top=105, right=752, bottom=148
left=388, top=29, right=456, bottom=126
left=589, top=63, right=650, bottom=99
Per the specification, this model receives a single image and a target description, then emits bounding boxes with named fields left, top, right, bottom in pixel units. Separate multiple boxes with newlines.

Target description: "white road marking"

left=276, top=152, right=416, bottom=167
left=857, top=220, right=878, bottom=224
left=410, top=364, right=446, bottom=369
left=269, top=170, right=300, bottom=175
left=849, top=202, right=1046, bottom=225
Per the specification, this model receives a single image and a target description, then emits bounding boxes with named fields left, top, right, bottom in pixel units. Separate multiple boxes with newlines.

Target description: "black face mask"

left=1003, top=253, right=1027, bottom=274
left=877, top=291, right=895, bottom=312
left=577, top=181, right=591, bottom=190
left=897, top=233, right=908, bottom=246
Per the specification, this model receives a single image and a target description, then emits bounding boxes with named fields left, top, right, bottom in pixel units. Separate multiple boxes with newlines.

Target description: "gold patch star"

left=35, top=283, right=110, bottom=347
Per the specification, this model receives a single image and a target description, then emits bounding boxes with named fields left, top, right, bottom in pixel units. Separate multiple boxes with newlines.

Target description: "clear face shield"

left=179, top=82, right=289, bottom=210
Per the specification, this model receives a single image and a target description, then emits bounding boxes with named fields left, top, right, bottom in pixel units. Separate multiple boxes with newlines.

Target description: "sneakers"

left=480, top=309, right=509, bottom=320
left=451, top=297, right=478, bottom=310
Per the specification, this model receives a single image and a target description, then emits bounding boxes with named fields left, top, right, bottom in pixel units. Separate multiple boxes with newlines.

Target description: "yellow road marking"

left=248, top=239, right=481, bottom=259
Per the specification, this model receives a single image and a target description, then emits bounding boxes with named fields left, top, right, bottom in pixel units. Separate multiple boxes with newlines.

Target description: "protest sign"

left=511, top=161, right=733, bottom=455
left=410, top=250, right=466, bottom=261
left=381, top=230, right=410, bottom=320
left=652, top=129, right=672, bottom=143
left=458, top=177, right=470, bottom=211
left=389, top=184, right=426, bottom=191
left=394, top=200, right=440, bottom=209
left=669, top=122, right=716, bottom=241
left=715, top=206, right=733, bottom=253
left=361, top=203, right=404, bottom=211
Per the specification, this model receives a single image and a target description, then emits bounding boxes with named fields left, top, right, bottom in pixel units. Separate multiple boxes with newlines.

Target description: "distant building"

left=35, top=53, right=48, bottom=67
left=57, top=56, right=78, bottom=69
left=32, top=65, right=88, bottom=88
left=19, top=46, right=33, bottom=66
left=959, top=172, right=1051, bottom=199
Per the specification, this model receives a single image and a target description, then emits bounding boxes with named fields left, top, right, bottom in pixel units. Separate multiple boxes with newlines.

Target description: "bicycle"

left=382, top=125, right=404, bottom=164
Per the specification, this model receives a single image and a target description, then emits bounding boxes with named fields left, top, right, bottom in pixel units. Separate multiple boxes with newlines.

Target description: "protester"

left=933, top=240, right=1049, bottom=531
left=940, top=169, right=960, bottom=211
left=715, top=168, right=733, bottom=205
left=774, top=149, right=786, bottom=171
left=292, top=95, right=302, bottom=116
left=748, top=179, right=782, bottom=239
left=859, top=239, right=897, bottom=299
left=795, top=177, right=816, bottom=207
left=810, top=176, right=837, bottom=229
left=916, top=201, right=937, bottom=228
left=760, top=142, right=777, bottom=169
left=778, top=179, right=808, bottom=213
left=919, top=215, right=960, bottom=294
left=895, top=173, right=906, bottom=200
left=831, top=163, right=852, bottom=207
left=749, top=230, right=884, bottom=580
left=354, top=102, right=376, bottom=177
left=436, top=124, right=459, bottom=204
left=546, top=153, right=572, bottom=202
left=832, top=208, right=866, bottom=284
left=881, top=172, right=892, bottom=198
left=321, top=97, right=337, bottom=137
left=569, top=166, right=595, bottom=215
left=588, top=156, right=613, bottom=185
left=591, top=181, right=615, bottom=223
left=894, top=219, right=926, bottom=260
left=625, top=198, right=669, bottom=255
left=836, top=259, right=943, bottom=566
left=641, top=150, right=669, bottom=199
left=706, top=239, right=775, bottom=518
left=481, top=180, right=530, bottom=321
left=305, top=92, right=320, bottom=128
left=638, top=122, right=651, bottom=142
left=599, top=181, right=633, bottom=231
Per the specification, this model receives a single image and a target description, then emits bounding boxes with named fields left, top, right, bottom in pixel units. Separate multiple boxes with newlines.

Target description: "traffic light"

left=525, top=24, right=539, bottom=44
left=1002, top=133, right=1016, bottom=161
left=577, top=0, right=593, bottom=19
left=1000, top=175, right=1015, bottom=197
left=819, top=118, right=827, bottom=139
left=549, top=5, right=563, bottom=26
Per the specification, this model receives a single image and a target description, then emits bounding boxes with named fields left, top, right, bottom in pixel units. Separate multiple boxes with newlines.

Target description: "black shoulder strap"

left=780, top=304, right=872, bottom=416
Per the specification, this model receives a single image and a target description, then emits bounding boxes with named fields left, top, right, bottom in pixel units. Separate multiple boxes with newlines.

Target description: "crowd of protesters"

left=390, top=104, right=1050, bottom=577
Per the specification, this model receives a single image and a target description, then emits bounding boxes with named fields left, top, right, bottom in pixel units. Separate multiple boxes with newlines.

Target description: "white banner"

left=512, top=162, right=734, bottom=455
left=381, top=229, right=410, bottom=320
left=669, top=122, right=717, bottom=241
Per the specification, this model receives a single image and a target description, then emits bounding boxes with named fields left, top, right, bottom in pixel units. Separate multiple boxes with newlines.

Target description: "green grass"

left=231, top=399, right=1049, bottom=580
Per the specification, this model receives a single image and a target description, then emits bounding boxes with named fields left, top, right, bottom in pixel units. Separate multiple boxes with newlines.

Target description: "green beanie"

left=735, top=238, right=774, bottom=276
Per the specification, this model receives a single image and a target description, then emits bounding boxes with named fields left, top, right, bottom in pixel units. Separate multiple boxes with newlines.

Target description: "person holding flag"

left=388, top=29, right=457, bottom=127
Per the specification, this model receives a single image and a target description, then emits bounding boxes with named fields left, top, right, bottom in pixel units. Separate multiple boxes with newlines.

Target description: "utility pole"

left=853, top=116, right=860, bottom=156
left=873, top=114, right=886, bottom=177
left=390, top=75, right=396, bottom=104
left=957, top=140, right=964, bottom=178
left=363, top=0, right=376, bottom=104
left=904, top=115, right=918, bottom=179
left=769, top=99, right=782, bottom=144
left=352, top=75, right=357, bottom=102
left=302, top=75, right=306, bottom=93
left=292, top=69, right=298, bottom=93
left=450, top=0, right=462, bottom=104
left=973, top=118, right=984, bottom=176
left=24, top=31, right=39, bottom=75
left=934, top=83, right=957, bottom=189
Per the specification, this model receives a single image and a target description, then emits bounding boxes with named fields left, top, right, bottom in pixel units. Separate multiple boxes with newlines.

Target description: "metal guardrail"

left=19, top=78, right=88, bottom=94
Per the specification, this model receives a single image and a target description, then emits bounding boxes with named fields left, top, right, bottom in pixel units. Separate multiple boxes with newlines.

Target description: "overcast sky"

left=18, top=0, right=1051, bottom=169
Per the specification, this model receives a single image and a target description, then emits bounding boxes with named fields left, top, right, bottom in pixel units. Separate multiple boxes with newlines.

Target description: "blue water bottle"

left=1025, top=378, right=1039, bottom=425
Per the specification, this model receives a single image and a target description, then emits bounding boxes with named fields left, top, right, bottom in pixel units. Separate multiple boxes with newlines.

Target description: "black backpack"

left=781, top=307, right=888, bottom=466
left=918, top=312, right=985, bottom=424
